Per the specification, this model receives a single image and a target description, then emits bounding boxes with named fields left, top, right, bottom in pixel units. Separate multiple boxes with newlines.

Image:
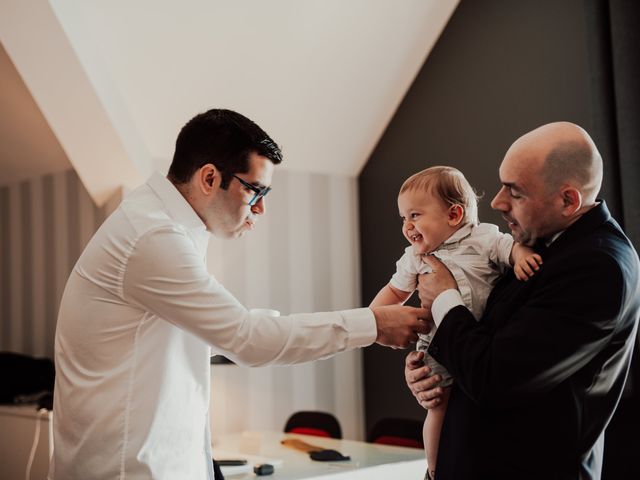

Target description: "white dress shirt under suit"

left=49, top=172, right=376, bottom=480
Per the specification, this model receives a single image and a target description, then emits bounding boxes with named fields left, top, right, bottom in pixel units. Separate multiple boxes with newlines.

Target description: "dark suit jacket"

left=429, top=201, right=640, bottom=480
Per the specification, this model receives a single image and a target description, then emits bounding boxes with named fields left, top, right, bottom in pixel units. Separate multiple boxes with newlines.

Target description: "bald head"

left=521, top=122, right=603, bottom=204
left=492, top=122, right=603, bottom=245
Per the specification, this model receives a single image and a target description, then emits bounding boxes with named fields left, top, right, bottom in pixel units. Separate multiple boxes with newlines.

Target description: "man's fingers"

left=406, top=364, right=430, bottom=384
left=413, top=321, right=430, bottom=336
left=417, top=383, right=443, bottom=401
left=405, top=350, right=424, bottom=367
left=405, top=352, right=425, bottom=374
left=421, top=254, right=444, bottom=270
left=374, top=305, right=433, bottom=348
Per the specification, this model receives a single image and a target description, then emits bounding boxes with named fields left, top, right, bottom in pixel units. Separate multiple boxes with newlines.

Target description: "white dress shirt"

left=391, top=222, right=513, bottom=321
left=49, top=172, right=376, bottom=480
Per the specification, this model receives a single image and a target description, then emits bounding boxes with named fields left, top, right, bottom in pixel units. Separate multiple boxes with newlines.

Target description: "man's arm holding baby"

left=405, top=241, right=544, bottom=408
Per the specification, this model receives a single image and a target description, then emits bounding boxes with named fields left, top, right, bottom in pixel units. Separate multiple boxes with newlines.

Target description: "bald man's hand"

left=405, top=350, right=444, bottom=409
left=371, top=305, right=431, bottom=348
left=417, top=255, right=458, bottom=310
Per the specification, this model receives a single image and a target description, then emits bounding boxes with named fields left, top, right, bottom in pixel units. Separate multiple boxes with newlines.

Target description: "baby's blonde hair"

left=400, top=166, right=479, bottom=225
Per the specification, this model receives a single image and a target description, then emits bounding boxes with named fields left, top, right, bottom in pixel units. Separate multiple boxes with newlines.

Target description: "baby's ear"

left=448, top=204, right=465, bottom=226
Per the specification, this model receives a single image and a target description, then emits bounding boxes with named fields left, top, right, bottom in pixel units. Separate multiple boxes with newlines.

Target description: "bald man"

left=405, top=122, right=640, bottom=480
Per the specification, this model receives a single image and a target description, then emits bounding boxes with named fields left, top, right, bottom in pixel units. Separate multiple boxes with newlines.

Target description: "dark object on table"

left=281, top=438, right=351, bottom=462
left=254, top=463, right=274, bottom=476
left=216, top=459, right=247, bottom=466
left=309, top=449, right=351, bottom=462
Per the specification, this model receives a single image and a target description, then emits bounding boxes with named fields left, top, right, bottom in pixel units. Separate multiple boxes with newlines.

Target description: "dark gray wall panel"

left=359, top=0, right=597, bottom=435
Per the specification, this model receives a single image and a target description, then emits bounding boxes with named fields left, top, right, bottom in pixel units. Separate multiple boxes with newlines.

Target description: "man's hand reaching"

left=371, top=305, right=430, bottom=348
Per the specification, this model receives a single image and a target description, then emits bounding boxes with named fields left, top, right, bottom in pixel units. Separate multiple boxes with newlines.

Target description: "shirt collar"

left=546, top=230, right=564, bottom=246
left=413, top=223, right=474, bottom=257
left=147, top=172, right=207, bottom=232
left=442, top=222, right=474, bottom=245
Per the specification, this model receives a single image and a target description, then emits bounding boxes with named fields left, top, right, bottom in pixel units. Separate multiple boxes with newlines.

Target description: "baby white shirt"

left=390, top=222, right=514, bottom=320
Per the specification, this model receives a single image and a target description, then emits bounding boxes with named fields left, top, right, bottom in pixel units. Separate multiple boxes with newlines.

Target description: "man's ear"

left=198, top=164, right=219, bottom=194
left=560, top=187, right=582, bottom=216
left=448, top=204, right=465, bottom=226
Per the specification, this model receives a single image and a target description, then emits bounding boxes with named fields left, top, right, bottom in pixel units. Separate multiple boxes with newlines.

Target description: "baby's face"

left=398, top=190, right=458, bottom=255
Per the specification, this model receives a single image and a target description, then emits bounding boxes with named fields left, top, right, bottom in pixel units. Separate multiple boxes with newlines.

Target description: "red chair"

left=368, top=417, right=424, bottom=449
left=284, top=411, right=342, bottom=439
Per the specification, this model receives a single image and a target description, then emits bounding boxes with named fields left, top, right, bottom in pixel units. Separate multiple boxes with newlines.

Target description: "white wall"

left=0, top=169, right=111, bottom=357
left=207, top=169, right=366, bottom=440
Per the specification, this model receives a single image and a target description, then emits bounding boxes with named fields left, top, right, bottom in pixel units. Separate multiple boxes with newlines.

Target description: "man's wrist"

left=432, top=289, right=464, bottom=327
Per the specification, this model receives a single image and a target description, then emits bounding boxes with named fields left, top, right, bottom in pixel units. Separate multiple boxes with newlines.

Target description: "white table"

left=212, top=431, right=426, bottom=479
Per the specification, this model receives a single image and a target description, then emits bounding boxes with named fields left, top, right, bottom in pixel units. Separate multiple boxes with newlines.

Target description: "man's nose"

left=491, top=187, right=508, bottom=211
left=251, top=197, right=266, bottom=215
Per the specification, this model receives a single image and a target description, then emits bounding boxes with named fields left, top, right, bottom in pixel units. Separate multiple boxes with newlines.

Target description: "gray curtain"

left=586, top=1, right=640, bottom=478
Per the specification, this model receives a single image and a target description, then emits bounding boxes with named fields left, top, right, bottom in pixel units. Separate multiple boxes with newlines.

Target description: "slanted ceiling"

left=0, top=0, right=458, bottom=206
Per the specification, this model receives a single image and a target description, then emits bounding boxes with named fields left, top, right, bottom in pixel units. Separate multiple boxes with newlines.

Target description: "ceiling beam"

left=0, top=0, right=147, bottom=206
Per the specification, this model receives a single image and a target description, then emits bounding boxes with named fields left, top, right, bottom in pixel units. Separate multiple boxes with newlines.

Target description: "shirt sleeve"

left=485, top=224, right=515, bottom=270
left=432, top=289, right=465, bottom=327
left=122, top=227, right=377, bottom=367
left=390, top=248, right=419, bottom=292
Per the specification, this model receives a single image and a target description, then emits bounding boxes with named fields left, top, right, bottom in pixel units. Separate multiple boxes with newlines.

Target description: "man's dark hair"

left=167, top=109, right=283, bottom=188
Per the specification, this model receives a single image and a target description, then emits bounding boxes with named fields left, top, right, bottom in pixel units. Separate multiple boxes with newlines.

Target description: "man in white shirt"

left=49, top=109, right=429, bottom=480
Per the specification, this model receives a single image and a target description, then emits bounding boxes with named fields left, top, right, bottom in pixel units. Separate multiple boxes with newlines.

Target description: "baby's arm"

left=370, top=283, right=413, bottom=307
left=510, top=242, right=543, bottom=281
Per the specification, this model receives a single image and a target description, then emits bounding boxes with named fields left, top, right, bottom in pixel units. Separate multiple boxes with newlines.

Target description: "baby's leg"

left=423, top=386, right=452, bottom=479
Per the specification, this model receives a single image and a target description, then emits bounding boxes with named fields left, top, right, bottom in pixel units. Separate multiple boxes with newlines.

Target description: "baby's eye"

left=410, top=213, right=420, bottom=219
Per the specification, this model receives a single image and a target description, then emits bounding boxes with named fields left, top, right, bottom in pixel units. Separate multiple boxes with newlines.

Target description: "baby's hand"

left=514, top=253, right=543, bottom=281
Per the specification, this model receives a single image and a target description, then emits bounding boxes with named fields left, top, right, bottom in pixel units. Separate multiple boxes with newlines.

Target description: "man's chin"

left=511, top=230, right=533, bottom=246
left=233, top=223, right=255, bottom=238
left=211, top=222, right=254, bottom=239
left=511, top=233, right=524, bottom=244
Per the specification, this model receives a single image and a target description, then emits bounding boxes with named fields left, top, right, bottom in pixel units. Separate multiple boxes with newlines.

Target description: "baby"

left=369, top=166, right=542, bottom=480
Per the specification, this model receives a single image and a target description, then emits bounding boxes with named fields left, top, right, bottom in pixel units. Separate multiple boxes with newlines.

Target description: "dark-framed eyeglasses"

left=232, top=175, right=272, bottom=206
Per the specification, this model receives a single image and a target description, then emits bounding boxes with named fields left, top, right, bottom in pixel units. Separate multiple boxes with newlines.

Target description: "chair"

left=368, top=417, right=424, bottom=449
left=284, top=410, right=342, bottom=439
